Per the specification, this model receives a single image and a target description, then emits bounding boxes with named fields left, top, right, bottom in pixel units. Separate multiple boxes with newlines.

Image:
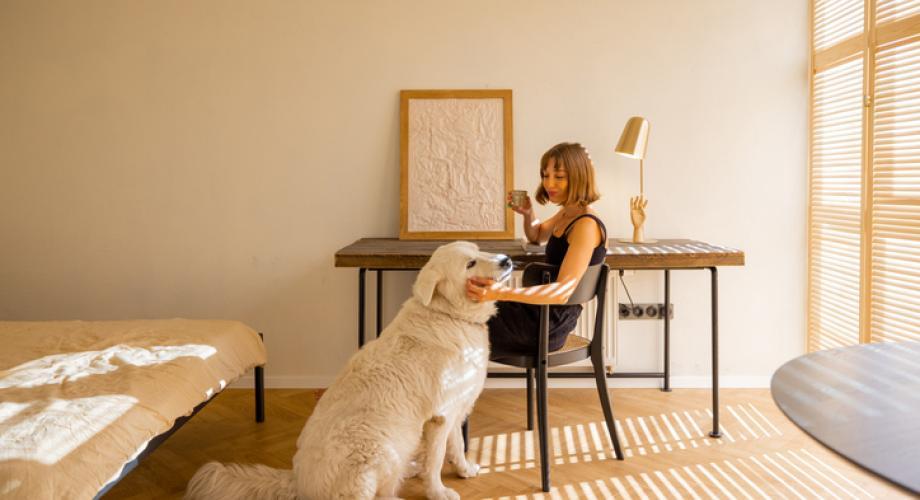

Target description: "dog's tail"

left=185, top=461, right=298, bottom=500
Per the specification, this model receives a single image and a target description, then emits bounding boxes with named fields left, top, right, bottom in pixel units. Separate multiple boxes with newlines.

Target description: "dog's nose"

left=498, top=255, right=512, bottom=269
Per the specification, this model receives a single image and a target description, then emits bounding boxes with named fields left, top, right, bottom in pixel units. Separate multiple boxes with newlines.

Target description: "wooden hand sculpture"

left=629, top=195, right=648, bottom=243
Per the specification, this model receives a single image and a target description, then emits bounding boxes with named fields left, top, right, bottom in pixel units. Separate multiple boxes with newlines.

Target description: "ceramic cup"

left=510, top=190, right=528, bottom=208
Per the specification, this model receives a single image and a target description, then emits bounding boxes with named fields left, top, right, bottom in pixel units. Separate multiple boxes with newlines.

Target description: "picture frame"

left=399, top=89, right=514, bottom=240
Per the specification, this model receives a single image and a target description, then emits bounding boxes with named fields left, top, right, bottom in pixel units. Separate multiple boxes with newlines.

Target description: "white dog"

left=186, top=241, right=512, bottom=500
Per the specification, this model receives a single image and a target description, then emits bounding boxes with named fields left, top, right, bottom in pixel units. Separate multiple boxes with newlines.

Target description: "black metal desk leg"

left=663, top=270, right=671, bottom=392
left=359, top=268, right=366, bottom=348
left=376, top=270, right=383, bottom=338
left=709, top=266, right=721, bottom=438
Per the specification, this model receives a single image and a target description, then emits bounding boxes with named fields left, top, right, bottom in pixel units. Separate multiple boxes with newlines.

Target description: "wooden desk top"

left=334, top=238, right=745, bottom=270
left=771, top=341, right=920, bottom=494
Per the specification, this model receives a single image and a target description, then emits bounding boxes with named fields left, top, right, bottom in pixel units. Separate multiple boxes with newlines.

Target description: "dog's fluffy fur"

left=186, top=241, right=511, bottom=500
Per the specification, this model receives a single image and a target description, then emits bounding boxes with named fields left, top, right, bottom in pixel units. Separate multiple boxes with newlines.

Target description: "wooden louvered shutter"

left=809, top=0, right=867, bottom=351
left=871, top=16, right=920, bottom=342
left=809, top=57, right=865, bottom=351
left=809, top=0, right=920, bottom=350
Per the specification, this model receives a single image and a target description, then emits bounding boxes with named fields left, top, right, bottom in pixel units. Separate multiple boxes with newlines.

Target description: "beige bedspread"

left=0, top=319, right=267, bottom=499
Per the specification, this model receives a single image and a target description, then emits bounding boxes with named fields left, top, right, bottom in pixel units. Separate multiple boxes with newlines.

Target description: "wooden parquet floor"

left=105, top=388, right=914, bottom=499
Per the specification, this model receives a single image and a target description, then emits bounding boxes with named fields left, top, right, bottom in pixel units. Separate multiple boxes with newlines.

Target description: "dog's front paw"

left=454, top=461, right=480, bottom=478
left=426, top=487, right=461, bottom=500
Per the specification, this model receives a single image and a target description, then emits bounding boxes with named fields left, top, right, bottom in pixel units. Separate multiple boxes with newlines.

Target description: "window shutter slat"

left=877, top=0, right=920, bottom=25
left=815, top=0, right=866, bottom=50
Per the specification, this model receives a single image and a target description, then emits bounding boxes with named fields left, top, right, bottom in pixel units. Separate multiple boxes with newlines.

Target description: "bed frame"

left=94, top=333, right=266, bottom=499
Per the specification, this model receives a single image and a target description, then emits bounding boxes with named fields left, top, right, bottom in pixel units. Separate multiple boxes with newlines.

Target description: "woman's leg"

left=487, top=301, right=540, bottom=353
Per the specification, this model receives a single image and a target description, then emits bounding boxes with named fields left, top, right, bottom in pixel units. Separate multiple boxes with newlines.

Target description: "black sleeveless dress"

left=487, top=214, right=607, bottom=354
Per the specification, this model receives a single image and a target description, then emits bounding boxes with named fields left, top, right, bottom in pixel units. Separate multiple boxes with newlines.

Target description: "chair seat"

left=557, top=333, right=591, bottom=353
left=490, top=333, right=592, bottom=369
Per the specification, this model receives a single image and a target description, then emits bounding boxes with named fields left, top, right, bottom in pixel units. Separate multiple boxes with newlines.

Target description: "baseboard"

left=230, top=373, right=771, bottom=390
left=484, top=375, right=770, bottom=389
left=229, top=373, right=336, bottom=389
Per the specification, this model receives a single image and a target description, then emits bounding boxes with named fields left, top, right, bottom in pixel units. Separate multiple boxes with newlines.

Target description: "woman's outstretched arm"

left=467, top=218, right=602, bottom=305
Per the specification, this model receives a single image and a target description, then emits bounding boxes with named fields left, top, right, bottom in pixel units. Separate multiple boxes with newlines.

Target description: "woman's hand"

left=466, top=277, right=501, bottom=302
left=507, top=191, right=533, bottom=216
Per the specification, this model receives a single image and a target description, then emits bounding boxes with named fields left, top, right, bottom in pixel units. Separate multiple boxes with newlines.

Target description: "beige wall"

left=0, top=1, right=808, bottom=387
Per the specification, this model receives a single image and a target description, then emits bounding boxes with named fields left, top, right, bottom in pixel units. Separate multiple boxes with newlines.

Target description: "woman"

left=466, top=142, right=607, bottom=353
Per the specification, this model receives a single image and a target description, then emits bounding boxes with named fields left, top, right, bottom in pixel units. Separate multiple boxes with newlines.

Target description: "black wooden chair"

left=489, top=262, right=624, bottom=492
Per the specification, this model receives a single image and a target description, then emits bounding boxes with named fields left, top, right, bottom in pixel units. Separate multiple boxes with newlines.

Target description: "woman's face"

left=542, top=158, right=568, bottom=205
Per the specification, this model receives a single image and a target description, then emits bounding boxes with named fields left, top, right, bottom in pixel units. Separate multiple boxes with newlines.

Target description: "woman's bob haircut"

left=534, top=142, right=600, bottom=207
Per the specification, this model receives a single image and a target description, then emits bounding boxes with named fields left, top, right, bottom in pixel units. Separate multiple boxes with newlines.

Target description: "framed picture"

left=399, top=89, right=514, bottom=240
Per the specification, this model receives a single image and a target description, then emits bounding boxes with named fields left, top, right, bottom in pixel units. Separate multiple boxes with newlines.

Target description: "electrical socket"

left=618, top=303, right=674, bottom=320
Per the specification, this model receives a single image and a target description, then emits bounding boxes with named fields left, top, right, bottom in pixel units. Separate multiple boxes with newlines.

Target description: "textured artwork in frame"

left=399, top=89, right=514, bottom=240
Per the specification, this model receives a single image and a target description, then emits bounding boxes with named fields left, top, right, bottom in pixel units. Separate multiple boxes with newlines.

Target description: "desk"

left=771, top=341, right=920, bottom=494
left=335, top=237, right=744, bottom=437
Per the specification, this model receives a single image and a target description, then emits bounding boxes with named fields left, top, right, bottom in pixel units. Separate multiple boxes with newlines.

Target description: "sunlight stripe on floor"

left=550, top=427, right=563, bottom=465
left=705, top=408, right=736, bottom=442
left=588, top=421, right=607, bottom=460
left=737, top=404, right=772, bottom=438
left=747, top=403, right=782, bottom=435
left=762, top=453, right=821, bottom=498
left=562, top=425, right=577, bottom=464
left=736, top=457, right=791, bottom=500
left=727, top=405, right=760, bottom=439
left=653, top=469, right=682, bottom=498
left=774, top=451, right=842, bottom=500
left=637, top=417, right=661, bottom=453
left=609, top=476, right=634, bottom=499
left=797, top=449, right=874, bottom=499
left=594, top=478, right=615, bottom=499
left=696, top=463, right=738, bottom=499
left=785, top=449, right=857, bottom=499
left=578, top=481, right=598, bottom=500
left=639, top=472, right=668, bottom=500
left=748, top=455, right=807, bottom=500
left=682, top=465, right=720, bottom=499
left=625, top=474, right=652, bottom=500
left=668, top=468, right=703, bottom=500
left=711, top=462, right=756, bottom=500
left=723, top=459, right=771, bottom=500
left=509, top=431, right=521, bottom=470
left=575, top=423, right=592, bottom=462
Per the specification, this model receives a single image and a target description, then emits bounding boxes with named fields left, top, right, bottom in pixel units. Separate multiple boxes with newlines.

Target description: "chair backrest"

left=521, top=262, right=605, bottom=305
left=523, top=261, right=610, bottom=357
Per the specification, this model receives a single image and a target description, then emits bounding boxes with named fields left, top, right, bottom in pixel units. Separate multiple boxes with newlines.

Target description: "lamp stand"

left=640, top=158, right=643, bottom=198
left=619, top=158, right=657, bottom=244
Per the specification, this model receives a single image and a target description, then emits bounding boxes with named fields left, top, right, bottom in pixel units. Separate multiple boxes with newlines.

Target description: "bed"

left=0, top=319, right=267, bottom=499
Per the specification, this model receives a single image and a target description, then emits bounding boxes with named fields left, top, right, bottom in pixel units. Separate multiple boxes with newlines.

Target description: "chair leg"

left=526, top=368, right=534, bottom=431
left=536, top=365, right=550, bottom=492
left=592, top=356, right=624, bottom=460
left=255, top=333, right=265, bottom=423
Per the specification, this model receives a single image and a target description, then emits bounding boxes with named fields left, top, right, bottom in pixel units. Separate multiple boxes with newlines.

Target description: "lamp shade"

left=614, top=116, right=650, bottom=160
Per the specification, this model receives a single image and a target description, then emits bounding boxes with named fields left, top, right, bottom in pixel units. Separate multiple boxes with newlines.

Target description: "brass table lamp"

left=615, top=116, right=655, bottom=243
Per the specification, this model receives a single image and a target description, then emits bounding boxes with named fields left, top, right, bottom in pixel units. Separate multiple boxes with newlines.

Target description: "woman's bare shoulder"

left=567, top=212, right=606, bottom=246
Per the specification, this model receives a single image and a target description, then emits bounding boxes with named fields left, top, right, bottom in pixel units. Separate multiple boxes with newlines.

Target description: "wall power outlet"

left=618, top=303, right=674, bottom=320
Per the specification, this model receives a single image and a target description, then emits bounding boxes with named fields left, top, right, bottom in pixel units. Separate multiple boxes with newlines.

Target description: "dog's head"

left=413, top=241, right=513, bottom=322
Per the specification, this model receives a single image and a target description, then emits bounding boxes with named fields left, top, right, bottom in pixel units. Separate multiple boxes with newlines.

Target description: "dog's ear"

left=413, top=266, right=441, bottom=306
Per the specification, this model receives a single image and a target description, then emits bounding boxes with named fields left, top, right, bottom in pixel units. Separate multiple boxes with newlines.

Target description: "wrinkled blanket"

left=0, top=319, right=267, bottom=499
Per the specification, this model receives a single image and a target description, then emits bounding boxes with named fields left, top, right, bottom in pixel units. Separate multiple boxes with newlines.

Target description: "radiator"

left=488, top=271, right=617, bottom=374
